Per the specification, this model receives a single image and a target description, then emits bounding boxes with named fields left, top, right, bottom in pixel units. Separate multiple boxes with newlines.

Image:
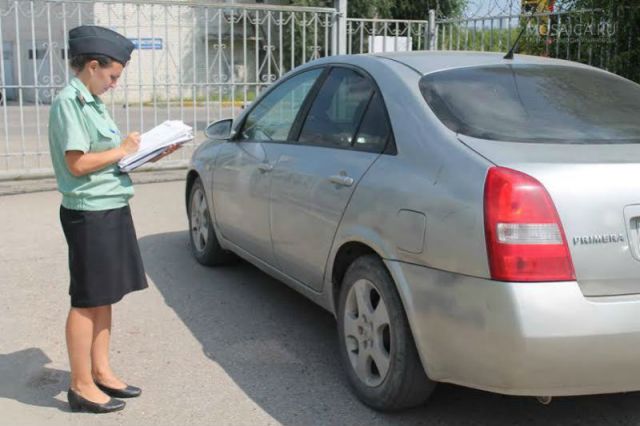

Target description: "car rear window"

left=419, top=64, right=640, bottom=144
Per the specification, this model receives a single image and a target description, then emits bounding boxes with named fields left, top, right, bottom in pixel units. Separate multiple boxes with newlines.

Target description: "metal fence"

left=1, top=0, right=639, bottom=178
left=346, top=14, right=436, bottom=55
left=0, top=0, right=338, bottom=177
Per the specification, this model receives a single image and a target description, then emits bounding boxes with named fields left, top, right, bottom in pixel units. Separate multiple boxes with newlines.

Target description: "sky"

left=464, top=0, right=522, bottom=18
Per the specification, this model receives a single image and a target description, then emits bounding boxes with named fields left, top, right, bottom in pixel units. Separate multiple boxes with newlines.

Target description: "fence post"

left=332, top=0, right=347, bottom=55
left=427, top=9, right=437, bottom=50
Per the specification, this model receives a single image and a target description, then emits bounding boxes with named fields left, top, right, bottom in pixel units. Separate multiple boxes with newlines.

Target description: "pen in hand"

left=119, top=132, right=141, bottom=158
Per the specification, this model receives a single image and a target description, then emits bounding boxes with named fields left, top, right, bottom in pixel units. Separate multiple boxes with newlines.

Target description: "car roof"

left=327, top=50, right=596, bottom=76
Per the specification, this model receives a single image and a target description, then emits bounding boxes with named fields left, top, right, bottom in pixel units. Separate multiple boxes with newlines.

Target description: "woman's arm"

left=65, top=132, right=140, bottom=177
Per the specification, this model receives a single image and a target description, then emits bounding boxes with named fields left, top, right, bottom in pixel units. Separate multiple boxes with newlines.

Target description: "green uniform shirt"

left=48, top=77, right=133, bottom=211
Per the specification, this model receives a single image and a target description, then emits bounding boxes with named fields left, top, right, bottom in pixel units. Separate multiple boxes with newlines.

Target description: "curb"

left=0, top=169, right=187, bottom=197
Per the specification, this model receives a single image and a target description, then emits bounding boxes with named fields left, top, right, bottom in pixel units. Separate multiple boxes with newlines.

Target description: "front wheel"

left=337, top=255, right=436, bottom=411
left=188, top=178, right=234, bottom=266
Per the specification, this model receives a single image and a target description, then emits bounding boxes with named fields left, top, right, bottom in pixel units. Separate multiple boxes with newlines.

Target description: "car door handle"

left=329, top=175, right=354, bottom=187
left=257, top=163, right=273, bottom=173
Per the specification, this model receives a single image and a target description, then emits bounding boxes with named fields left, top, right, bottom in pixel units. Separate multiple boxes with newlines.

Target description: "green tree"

left=548, top=0, right=639, bottom=82
left=290, top=0, right=468, bottom=54
left=387, top=0, right=467, bottom=20
left=289, top=0, right=468, bottom=19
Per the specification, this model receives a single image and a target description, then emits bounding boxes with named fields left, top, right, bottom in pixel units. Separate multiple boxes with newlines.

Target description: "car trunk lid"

left=462, top=135, right=640, bottom=297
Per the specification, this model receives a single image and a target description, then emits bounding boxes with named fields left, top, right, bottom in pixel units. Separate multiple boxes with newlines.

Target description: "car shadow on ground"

left=0, top=348, right=70, bottom=412
left=140, top=231, right=640, bottom=426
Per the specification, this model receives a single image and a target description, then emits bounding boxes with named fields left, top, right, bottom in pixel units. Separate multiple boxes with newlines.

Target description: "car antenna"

left=504, top=0, right=547, bottom=60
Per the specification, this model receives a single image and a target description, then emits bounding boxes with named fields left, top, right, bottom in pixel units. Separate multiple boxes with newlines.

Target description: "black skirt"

left=59, top=205, right=148, bottom=308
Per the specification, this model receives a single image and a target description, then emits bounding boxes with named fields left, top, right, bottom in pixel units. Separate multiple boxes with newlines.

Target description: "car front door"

left=212, top=68, right=324, bottom=264
left=269, top=66, right=393, bottom=291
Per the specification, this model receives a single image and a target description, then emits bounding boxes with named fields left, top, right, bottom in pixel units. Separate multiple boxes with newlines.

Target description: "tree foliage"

left=548, top=0, right=640, bottom=82
left=287, top=0, right=638, bottom=82
left=290, top=0, right=468, bottom=20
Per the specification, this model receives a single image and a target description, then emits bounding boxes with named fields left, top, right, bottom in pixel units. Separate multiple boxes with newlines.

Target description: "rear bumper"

left=385, top=260, right=640, bottom=396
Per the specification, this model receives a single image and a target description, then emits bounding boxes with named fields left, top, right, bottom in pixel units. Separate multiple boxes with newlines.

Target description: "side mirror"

left=204, top=119, right=235, bottom=140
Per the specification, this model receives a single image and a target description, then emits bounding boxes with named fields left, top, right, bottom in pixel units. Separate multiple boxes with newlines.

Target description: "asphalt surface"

left=2, top=180, right=640, bottom=425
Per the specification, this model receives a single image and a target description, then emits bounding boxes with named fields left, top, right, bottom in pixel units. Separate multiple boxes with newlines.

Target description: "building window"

left=28, top=48, right=46, bottom=60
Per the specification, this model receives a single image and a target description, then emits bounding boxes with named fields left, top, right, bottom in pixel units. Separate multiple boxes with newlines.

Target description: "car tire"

left=337, top=255, right=436, bottom=411
left=188, top=178, right=234, bottom=266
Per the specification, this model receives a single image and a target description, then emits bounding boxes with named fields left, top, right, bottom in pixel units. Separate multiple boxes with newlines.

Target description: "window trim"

left=350, top=90, right=375, bottom=146
left=234, top=65, right=329, bottom=144
left=291, top=65, right=373, bottom=147
left=233, top=62, right=397, bottom=156
left=351, top=91, right=397, bottom=155
left=294, top=63, right=397, bottom=155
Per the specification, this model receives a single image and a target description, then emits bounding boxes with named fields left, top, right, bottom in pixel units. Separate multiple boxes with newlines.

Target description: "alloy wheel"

left=190, top=187, right=209, bottom=253
left=343, top=278, right=392, bottom=387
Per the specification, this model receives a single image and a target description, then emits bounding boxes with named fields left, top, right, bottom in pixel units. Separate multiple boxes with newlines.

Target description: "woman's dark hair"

left=69, top=54, right=122, bottom=71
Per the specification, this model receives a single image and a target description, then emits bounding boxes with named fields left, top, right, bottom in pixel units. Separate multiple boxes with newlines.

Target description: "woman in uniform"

left=49, top=25, right=177, bottom=413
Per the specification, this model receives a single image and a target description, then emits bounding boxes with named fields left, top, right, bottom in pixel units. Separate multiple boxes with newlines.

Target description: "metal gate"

left=0, top=0, right=339, bottom=177
left=2, top=1, right=638, bottom=178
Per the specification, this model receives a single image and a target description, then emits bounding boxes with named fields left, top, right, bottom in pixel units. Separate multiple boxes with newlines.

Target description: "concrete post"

left=428, top=9, right=437, bottom=50
left=332, top=0, right=347, bottom=55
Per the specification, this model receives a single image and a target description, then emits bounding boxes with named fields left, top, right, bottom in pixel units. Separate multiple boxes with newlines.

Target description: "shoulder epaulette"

left=76, top=92, right=86, bottom=107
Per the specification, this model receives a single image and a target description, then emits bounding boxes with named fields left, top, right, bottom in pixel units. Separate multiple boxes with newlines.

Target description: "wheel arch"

left=329, top=238, right=435, bottom=377
left=330, top=241, right=384, bottom=314
left=332, top=242, right=436, bottom=408
left=185, top=169, right=200, bottom=214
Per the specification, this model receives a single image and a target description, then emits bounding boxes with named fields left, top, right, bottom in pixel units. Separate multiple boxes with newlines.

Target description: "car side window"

left=352, top=92, right=391, bottom=153
left=298, top=67, right=374, bottom=149
left=240, top=68, right=323, bottom=142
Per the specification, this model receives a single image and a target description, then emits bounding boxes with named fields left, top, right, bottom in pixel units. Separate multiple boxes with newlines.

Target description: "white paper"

left=118, top=120, right=193, bottom=172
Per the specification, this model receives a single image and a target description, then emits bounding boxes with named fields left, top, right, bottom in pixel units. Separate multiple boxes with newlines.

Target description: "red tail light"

left=484, top=167, right=575, bottom=282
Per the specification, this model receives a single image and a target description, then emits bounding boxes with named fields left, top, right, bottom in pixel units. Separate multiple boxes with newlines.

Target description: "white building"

left=1, top=0, right=298, bottom=104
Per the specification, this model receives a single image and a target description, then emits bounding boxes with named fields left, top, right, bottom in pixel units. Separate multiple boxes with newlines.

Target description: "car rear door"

left=269, top=66, right=393, bottom=291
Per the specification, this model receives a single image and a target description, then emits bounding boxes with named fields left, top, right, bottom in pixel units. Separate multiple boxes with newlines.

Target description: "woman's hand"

left=120, top=132, right=141, bottom=156
left=65, top=131, right=142, bottom=177
left=150, top=144, right=182, bottom=163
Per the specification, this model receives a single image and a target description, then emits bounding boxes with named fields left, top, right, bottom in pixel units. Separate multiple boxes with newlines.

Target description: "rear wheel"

left=337, top=255, right=436, bottom=411
left=188, top=178, right=234, bottom=266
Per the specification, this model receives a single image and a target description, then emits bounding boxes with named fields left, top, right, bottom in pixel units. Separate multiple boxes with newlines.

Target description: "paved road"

left=2, top=180, right=640, bottom=425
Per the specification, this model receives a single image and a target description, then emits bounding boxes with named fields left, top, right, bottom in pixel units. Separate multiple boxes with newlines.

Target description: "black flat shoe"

left=96, top=382, right=142, bottom=398
left=67, top=389, right=125, bottom=413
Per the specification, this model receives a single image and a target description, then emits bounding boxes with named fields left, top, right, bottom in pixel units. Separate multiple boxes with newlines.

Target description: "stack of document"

left=118, top=120, right=193, bottom=172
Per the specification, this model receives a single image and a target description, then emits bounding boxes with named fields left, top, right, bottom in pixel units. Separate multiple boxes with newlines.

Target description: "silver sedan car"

left=186, top=51, right=640, bottom=410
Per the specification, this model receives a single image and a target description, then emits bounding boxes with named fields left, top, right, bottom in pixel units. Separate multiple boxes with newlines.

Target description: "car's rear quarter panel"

left=329, top=56, right=493, bottom=280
